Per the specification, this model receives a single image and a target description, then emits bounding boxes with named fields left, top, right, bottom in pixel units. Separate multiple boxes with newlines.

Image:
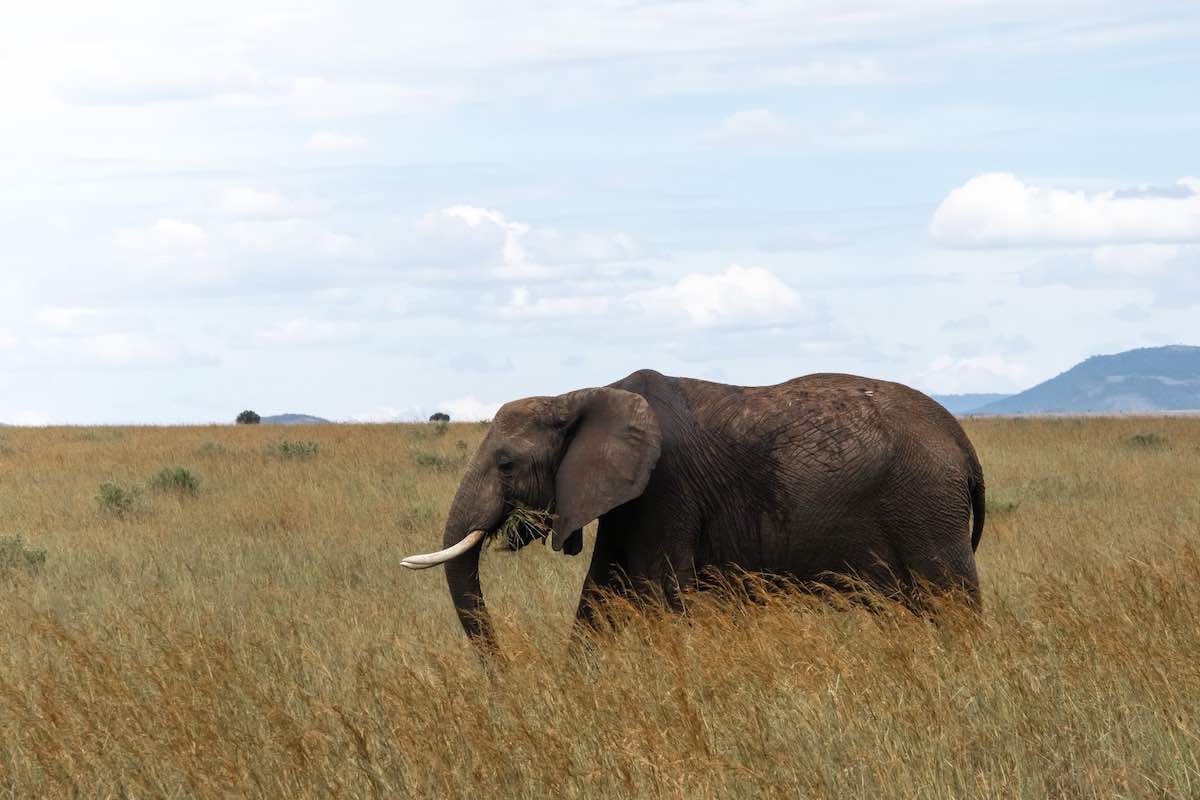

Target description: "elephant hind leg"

left=895, top=534, right=981, bottom=612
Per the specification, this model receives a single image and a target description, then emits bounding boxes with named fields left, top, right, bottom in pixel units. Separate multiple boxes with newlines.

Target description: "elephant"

left=402, top=368, right=985, bottom=654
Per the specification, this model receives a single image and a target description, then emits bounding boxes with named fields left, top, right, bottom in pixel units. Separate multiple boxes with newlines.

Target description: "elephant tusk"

left=401, top=529, right=486, bottom=570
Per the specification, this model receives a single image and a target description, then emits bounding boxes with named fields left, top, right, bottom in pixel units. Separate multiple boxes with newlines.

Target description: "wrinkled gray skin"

left=437, top=369, right=985, bottom=654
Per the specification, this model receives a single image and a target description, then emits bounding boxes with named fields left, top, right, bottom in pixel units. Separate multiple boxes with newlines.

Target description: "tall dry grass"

left=0, top=417, right=1198, bottom=798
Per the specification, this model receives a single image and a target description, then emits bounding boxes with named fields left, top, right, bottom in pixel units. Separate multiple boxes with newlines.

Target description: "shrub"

left=194, top=441, right=227, bottom=457
left=0, top=535, right=46, bottom=577
left=96, top=481, right=146, bottom=519
left=1127, top=432, right=1168, bottom=448
left=236, top=410, right=261, bottom=425
left=267, top=439, right=320, bottom=460
left=411, top=449, right=466, bottom=471
left=150, top=467, right=200, bottom=497
left=0, top=438, right=13, bottom=456
left=986, top=497, right=1020, bottom=514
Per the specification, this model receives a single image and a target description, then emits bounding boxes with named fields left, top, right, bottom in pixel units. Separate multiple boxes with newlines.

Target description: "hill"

left=930, top=393, right=1012, bottom=414
left=974, top=345, right=1200, bottom=415
left=261, top=413, right=331, bottom=425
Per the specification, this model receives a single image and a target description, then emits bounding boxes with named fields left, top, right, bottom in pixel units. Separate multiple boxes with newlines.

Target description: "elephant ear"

left=551, top=387, right=662, bottom=552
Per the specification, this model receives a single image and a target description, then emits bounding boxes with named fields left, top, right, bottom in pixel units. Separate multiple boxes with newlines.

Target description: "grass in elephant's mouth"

left=492, top=502, right=555, bottom=550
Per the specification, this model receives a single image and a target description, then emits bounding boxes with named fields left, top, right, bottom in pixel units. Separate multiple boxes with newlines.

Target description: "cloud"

left=918, top=354, right=1031, bottom=394
left=254, top=318, right=361, bottom=347
left=413, top=205, right=638, bottom=280
left=498, top=287, right=609, bottom=320
left=110, top=214, right=367, bottom=291
left=114, top=218, right=208, bottom=257
left=221, top=187, right=287, bottom=217
left=931, top=173, right=1200, bottom=247
left=440, top=395, right=502, bottom=421
left=631, top=265, right=805, bottom=328
left=448, top=352, right=515, bottom=374
left=0, top=332, right=211, bottom=371
left=708, top=109, right=789, bottom=143
left=306, top=131, right=368, bottom=152
left=1020, top=244, right=1200, bottom=307
left=283, top=78, right=463, bottom=117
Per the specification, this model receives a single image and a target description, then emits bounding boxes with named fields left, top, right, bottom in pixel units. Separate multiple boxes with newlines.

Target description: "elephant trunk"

left=409, top=462, right=504, bottom=655
left=442, top=528, right=496, bottom=654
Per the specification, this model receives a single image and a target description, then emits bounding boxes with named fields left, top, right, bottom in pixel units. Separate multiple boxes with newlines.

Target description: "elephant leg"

left=891, top=523, right=981, bottom=611
left=660, top=555, right=698, bottom=614
left=572, top=533, right=626, bottom=640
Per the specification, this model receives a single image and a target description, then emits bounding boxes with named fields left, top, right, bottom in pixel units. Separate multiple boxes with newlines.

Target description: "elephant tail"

left=968, top=473, right=985, bottom=552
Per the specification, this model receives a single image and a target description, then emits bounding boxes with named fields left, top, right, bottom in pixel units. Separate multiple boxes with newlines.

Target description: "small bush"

left=0, top=535, right=46, bottom=577
left=96, top=481, right=146, bottom=519
left=432, top=420, right=449, bottom=437
left=411, top=450, right=466, bottom=471
left=267, top=439, right=320, bottom=460
left=236, top=410, right=261, bottom=425
left=1127, top=432, right=1168, bottom=449
left=0, top=438, right=14, bottom=456
left=150, top=467, right=200, bottom=497
left=194, top=441, right=227, bottom=457
left=986, top=497, right=1020, bottom=514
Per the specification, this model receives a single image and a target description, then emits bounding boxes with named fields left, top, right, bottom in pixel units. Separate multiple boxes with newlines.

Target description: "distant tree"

left=236, top=410, right=261, bottom=425
left=429, top=412, right=451, bottom=423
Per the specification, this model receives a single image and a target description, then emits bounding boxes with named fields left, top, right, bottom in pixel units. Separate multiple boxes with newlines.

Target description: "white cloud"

left=114, top=218, right=208, bottom=257
left=498, top=287, right=609, bottom=320
left=0, top=332, right=208, bottom=370
left=306, top=131, right=368, bottom=152
left=414, top=205, right=638, bottom=279
left=36, top=307, right=111, bottom=333
left=709, top=109, right=789, bottom=143
left=931, top=173, right=1200, bottom=247
left=632, top=265, right=804, bottom=328
left=440, top=395, right=502, bottom=421
left=220, top=219, right=364, bottom=259
left=283, top=78, right=462, bottom=117
left=109, top=215, right=365, bottom=290
left=254, top=318, right=361, bottom=347
left=8, top=409, right=52, bottom=426
left=221, top=187, right=287, bottom=216
left=919, top=354, right=1031, bottom=394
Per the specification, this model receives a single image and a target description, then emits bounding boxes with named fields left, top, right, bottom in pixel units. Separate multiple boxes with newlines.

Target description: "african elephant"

left=403, top=369, right=985, bottom=654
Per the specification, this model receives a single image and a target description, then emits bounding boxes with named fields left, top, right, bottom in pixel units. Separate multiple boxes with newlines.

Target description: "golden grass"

left=0, top=417, right=1198, bottom=798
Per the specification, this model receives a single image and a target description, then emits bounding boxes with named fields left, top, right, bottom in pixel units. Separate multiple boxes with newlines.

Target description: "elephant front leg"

left=571, top=532, right=626, bottom=648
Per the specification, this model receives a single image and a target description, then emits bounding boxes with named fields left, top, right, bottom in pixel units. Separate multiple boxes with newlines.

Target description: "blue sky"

left=2, top=1, right=1198, bottom=424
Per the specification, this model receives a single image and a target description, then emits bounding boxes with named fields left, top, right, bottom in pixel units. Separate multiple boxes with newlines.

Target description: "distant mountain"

left=974, top=345, right=1200, bottom=415
left=930, top=393, right=1012, bottom=414
left=262, top=413, right=331, bottom=425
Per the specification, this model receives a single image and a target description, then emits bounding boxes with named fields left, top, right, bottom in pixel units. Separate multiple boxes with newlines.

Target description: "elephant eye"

left=497, top=454, right=514, bottom=474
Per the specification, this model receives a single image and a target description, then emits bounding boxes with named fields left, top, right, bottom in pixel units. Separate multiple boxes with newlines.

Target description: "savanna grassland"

left=0, top=418, right=1198, bottom=799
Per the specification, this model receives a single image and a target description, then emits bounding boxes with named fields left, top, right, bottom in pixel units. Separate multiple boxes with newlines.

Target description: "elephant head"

left=401, top=387, right=662, bottom=651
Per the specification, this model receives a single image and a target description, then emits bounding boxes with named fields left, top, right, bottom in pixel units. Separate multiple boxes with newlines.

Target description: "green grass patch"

left=95, top=481, right=146, bottom=519
left=0, top=535, right=46, bottom=577
left=267, top=440, right=321, bottom=460
left=149, top=467, right=200, bottom=497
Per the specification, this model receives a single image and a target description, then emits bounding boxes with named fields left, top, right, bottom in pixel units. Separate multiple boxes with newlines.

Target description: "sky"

left=2, top=1, right=1199, bottom=424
